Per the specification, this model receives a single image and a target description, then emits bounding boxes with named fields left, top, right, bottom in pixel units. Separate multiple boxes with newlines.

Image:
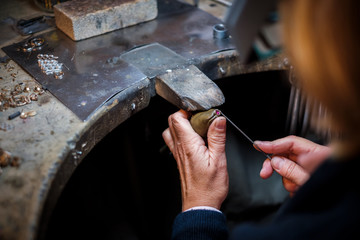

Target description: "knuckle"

left=284, top=161, right=296, bottom=179
left=169, top=114, right=181, bottom=128
left=287, top=135, right=298, bottom=140
left=162, top=129, right=168, bottom=139
left=210, top=133, right=226, bottom=145
left=168, top=114, right=174, bottom=125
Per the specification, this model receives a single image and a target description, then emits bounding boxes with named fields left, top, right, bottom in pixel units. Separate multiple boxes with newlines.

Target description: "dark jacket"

left=172, top=156, right=360, bottom=240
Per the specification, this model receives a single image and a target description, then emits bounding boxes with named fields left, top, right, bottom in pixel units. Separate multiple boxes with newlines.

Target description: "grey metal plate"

left=119, top=43, right=188, bottom=78
left=2, top=0, right=234, bottom=121
left=2, top=33, right=147, bottom=121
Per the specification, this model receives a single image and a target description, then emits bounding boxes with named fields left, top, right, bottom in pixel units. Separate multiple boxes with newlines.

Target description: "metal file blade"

left=216, top=110, right=272, bottom=160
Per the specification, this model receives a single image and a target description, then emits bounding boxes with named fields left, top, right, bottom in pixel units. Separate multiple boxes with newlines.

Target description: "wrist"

left=183, top=206, right=222, bottom=213
left=182, top=199, right=222, bottom=212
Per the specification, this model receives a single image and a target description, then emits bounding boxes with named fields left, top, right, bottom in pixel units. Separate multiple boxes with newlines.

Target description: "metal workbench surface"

left=0, top=1, right=288, bottom=239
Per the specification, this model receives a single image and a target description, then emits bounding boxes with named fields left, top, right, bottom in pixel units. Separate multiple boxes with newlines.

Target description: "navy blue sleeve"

left=171, top=159, right=360, bottom=240
left=171, top=210, right=229, bottom=240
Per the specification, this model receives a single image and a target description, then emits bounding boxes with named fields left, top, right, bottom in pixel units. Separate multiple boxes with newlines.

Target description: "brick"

left=54, top=0, right=158, bottom=41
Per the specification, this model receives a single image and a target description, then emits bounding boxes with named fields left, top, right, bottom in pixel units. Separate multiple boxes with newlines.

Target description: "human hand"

left=162, top=110, right=228, bottom=211
left=255, top=136, right=332, bottom=195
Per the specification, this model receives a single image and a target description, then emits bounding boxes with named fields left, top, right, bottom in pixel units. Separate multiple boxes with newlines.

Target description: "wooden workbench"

left=0, top=1, right=288, bottom=239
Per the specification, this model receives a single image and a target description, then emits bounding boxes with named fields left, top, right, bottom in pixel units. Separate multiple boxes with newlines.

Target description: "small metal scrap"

left=2, top=86, right=11, bottom=92
left=20, top=37, right=45, bottom=52
left=19, top=110, right=37, bottom=119
left=37, top=54, right=64, bottom=79
left=0, top=148, right=22, bottom=171
left=8, top=111, right=21, bottom=120
left=34, top=86, right=42, bottom=92
left=14, top=84, right=22, bottom=92
left=29, top=93, right=38, bottom=101
left=23, top=85, right=31, bottom=92
left=30, top=37, right=45, bottom=47
left=0, top=81, right=45, bottom=112
left=0, top=149, right=11, bottom=167
left=27, top=110, right=37, bottom=117
left=20, top=111, right=28, bottom=119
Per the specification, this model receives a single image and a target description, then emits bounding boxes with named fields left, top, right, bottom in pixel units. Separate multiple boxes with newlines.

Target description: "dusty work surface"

left=0, top=0, right=288, bottom=240
left=0, top=58, right=151, bottom=240
left=3, top=0, right=232, bottom=120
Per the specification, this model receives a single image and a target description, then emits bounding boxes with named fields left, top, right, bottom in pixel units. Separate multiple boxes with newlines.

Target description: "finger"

left=169, top=110, right=191, bottom=124
left=256, top=135, right=324, bottom=156
left=207, top=117, right=227, bottom=163
left=178, top=109, right=192, bottom=119
left=260, top=158, right=273, bottom=179
left=282, top=178, right=299, bottom=193
left=162, top=128, right=175, bottom=153
left=296, top=145, right=332, bottom=172
left=167, top=110, right=191, bottom=132
left=254, top=137, right=295, bottom=155
left=168, top=110, right=199, bottom=144
left=271, top=156, right=310, bottom=186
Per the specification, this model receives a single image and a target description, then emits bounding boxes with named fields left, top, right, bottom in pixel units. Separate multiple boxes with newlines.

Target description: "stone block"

left=54, top=0, right=158, bottom=41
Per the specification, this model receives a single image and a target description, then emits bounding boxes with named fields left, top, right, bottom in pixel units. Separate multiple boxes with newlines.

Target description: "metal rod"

left=217, top=110, right=272, bottom=160
left=211, top=0, right=232, bottom=7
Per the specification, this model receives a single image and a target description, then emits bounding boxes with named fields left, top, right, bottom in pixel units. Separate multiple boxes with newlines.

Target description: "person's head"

left=280, top=0, right=360, bottom=156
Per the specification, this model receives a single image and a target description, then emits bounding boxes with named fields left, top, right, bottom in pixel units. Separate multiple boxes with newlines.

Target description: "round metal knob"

left=213, top=24, right=229, bottom=39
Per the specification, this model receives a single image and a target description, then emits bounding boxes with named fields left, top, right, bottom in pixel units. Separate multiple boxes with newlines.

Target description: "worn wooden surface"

left=155, top=65, right=225, bottom=111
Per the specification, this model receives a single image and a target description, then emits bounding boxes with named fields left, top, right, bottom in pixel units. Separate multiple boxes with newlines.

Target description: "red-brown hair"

left=280, top=0, right=360, bottom=155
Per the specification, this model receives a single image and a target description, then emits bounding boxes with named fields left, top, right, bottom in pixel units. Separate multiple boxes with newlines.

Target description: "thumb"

left=207, top=117, right=226, bottom=158
left=271, top=156, right=310, bottom=186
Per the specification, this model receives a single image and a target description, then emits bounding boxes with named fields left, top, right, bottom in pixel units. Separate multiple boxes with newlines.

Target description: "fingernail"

left=254, top=140, right=271, bottom=146
left=215, top=118, right=226, bottom=130
left=253, top=141, right=270, bottom=152
left=253, top=143, right=261, bottom=151
left=271, top=157, right=284, bottom=171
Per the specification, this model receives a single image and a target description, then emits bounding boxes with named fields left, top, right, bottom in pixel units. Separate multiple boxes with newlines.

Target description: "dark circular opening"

left=43, top=71, right=291, bottom=240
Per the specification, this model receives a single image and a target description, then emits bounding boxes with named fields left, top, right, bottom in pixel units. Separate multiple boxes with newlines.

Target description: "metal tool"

left=225, top=0, right=277, bottom=63
left=211, top=0, right=232, bottom=7
left=216, top=109, right=272, bottom=159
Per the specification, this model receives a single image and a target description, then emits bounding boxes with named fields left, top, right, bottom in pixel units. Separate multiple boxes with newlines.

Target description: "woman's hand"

left=162, top=110, right=228, bottom=211
left=255, top=136, right=332, bottom=195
